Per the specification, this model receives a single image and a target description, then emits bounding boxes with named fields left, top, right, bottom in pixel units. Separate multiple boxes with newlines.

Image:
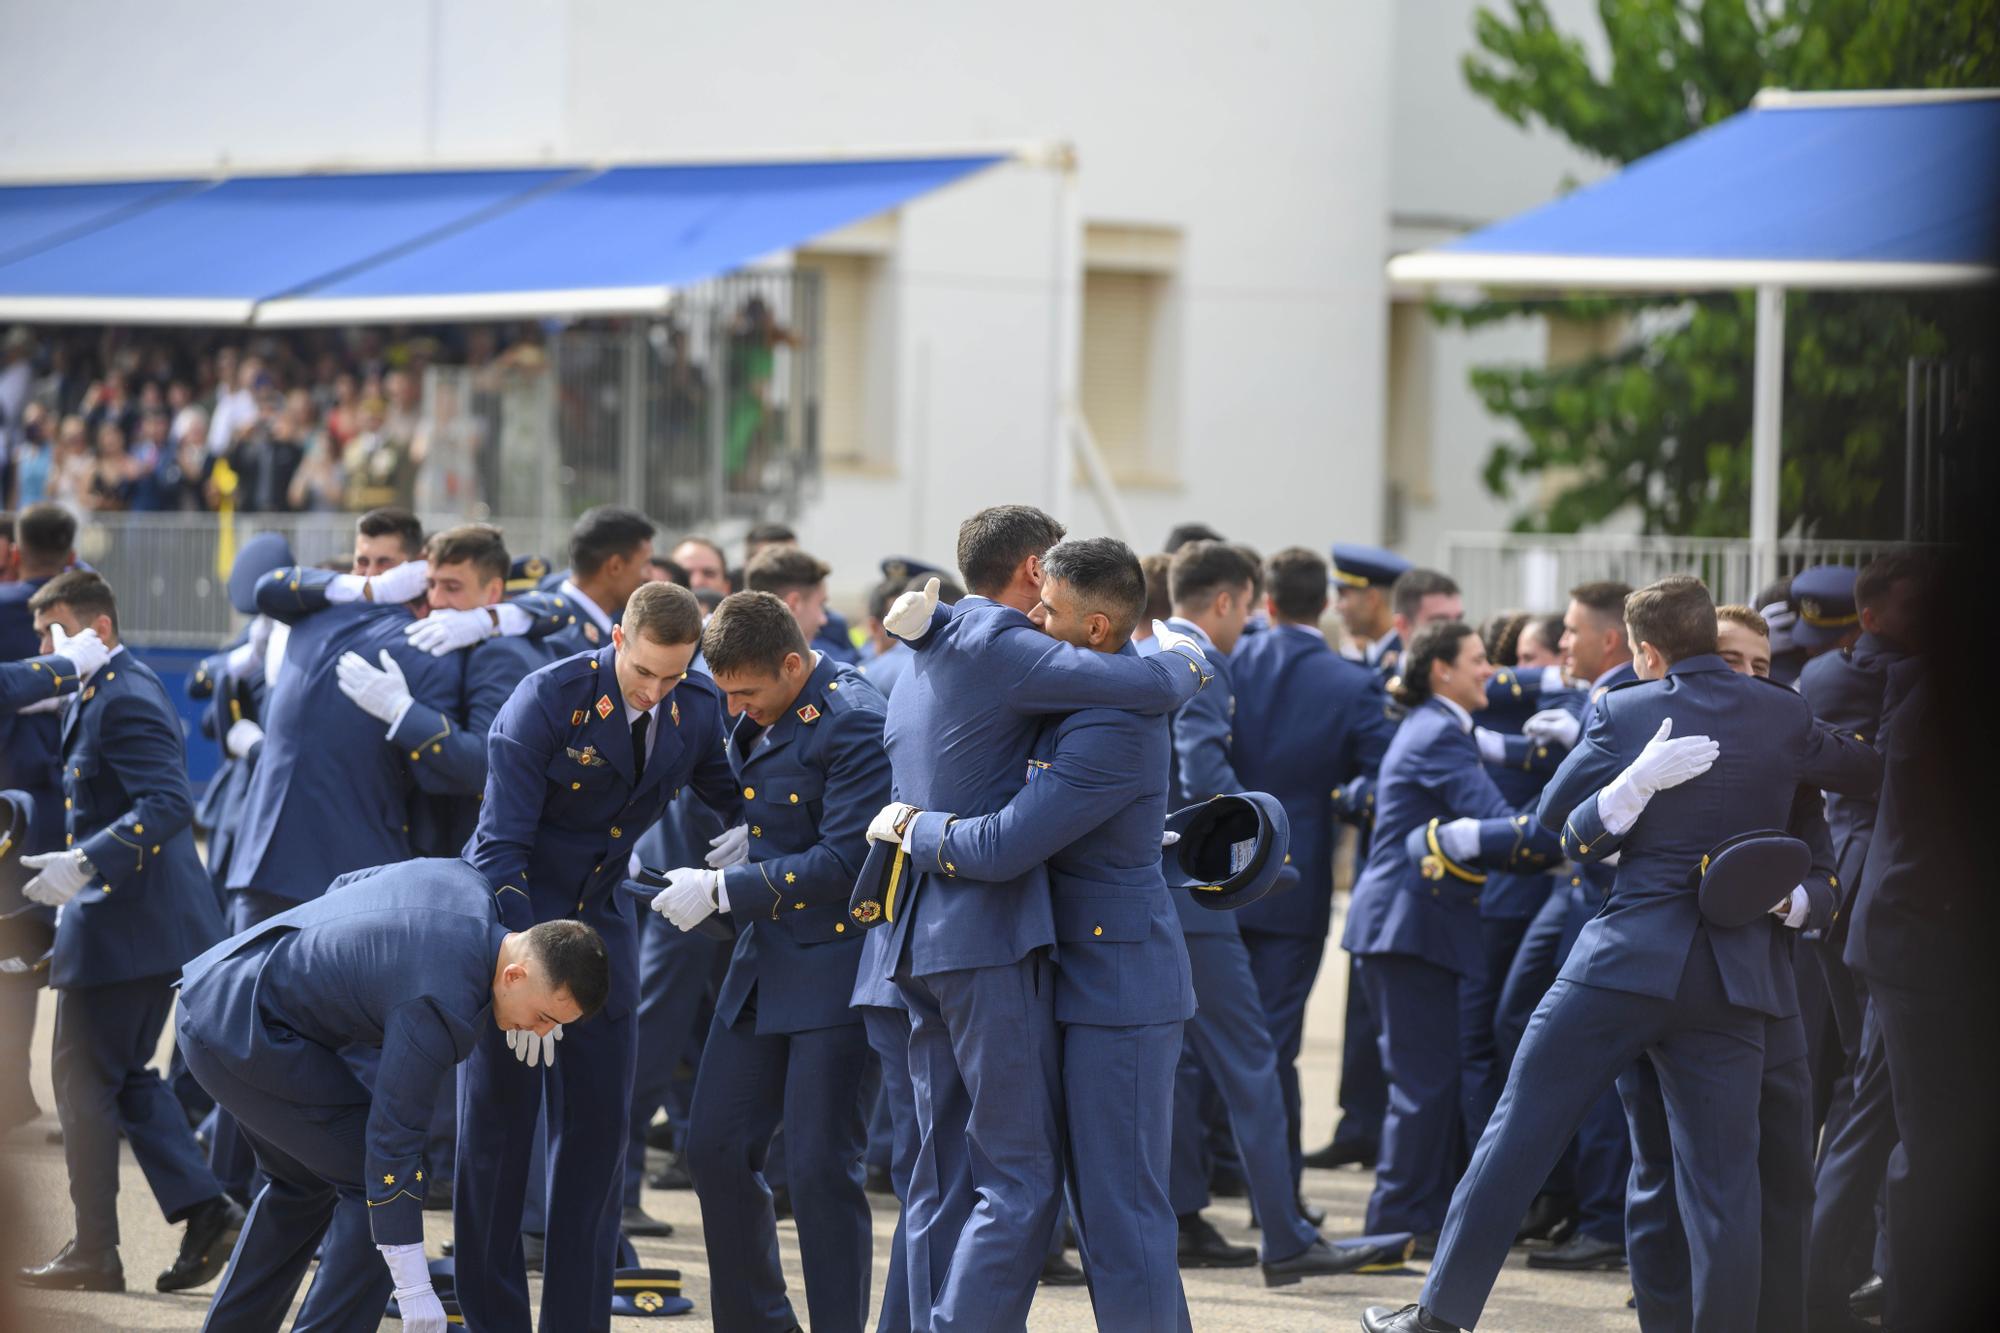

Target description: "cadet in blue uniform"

left=878, top=538, right=1197, bottom=1328
left=870, top=505, right=1210, bottom=1331
left=0, top=503, right=78, bottom=1131
left=458, top=580, right=742, bottom=1333
left=1341, top=621, right=1562, bottom=1243
left=178, top=858, right=609, bottom=1333
left=743, top=520, right=860, bottom=664
left=1365, top=575, right=1882, bottom=1333
left=645, top=590, right=889, bottom=1333
left=1226, top=547, right=1398, bottom=1194
left=13, top=571, right=243, bottom=1295
left=0, top=627, right=97, bottom=710
left=540, top=506, right=657, bottom=657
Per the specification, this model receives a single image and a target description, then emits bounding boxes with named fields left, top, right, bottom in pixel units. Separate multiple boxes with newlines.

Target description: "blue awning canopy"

left=1389, top=90, right=2000, bottom=291
left=0, top=152, right=1012, bottom=325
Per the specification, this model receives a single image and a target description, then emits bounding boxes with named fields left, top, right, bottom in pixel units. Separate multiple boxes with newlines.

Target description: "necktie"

left=631, top=711, right=650, bottom=776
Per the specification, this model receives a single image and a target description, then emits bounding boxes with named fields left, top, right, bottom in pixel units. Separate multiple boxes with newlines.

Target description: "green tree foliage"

left=1446, top=0, right=1997, bottom=536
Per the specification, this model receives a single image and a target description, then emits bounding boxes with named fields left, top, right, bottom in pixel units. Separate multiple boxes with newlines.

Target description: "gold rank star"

left=383, top=1173, right=396, bottom=1186
left=785, top=872, right=797, bottom=883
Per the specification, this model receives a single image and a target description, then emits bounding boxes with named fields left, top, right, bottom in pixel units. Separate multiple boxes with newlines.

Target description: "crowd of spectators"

left=0, top=323, right=546, bottom=516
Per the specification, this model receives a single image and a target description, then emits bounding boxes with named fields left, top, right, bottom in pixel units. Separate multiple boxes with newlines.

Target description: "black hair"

left=523, top=920, right=610, bottom=1020
left=1568, top=580, right=1633, bottom=625
left=356, top=507, right=425, bottom=559
left=1855, top=551, right=1929, bottom=612
left=426, top=524, right=510, bottom=586
left=1482, top=611, right=1529, bottom=667
left=1163, top=522, right=1225, bottom=553
left=1264, top=547, right=1329, bottom=623
left=1391, top=568, right=1460, bottom=623
left=1169, top=540, right=1258, bottom=612
left=15, top=502, right=78, bottom=565
left=743, top=521, right=797, bottom=557
left=569, top=506, right=657, bottom=578
left=1040, top=536, right=1147, bottom=641
left=1521, top=612, right=1567, bottom=659
left=28, top=569, right=117, bottom=633
left=1624, top=575, right=1718, bottom=664
left=621, top=580, right=704, bottom=646
left=744, top=546, right=831, bottom=598
left=701, top=590, right=809, bottom=677
left=1141, top=552, right=1174, bottom=624
left=956, top=504, right=1067, bottom=596
left=1393, top=619, right=1478, bottom=707
left=647, top=555, right=690, bottom=587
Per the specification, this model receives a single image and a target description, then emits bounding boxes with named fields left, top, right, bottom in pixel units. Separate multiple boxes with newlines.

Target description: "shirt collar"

left=1435, top=694, right=1473, bottom=733
left=560, top=579, right=614, bottom=634
left=1593, top=659, right=1633, bottom=690
left=1164, top=616, right=1215, bottom=652
left=1365, top=630, right=1398, bottom=665
left=82, top=643, right=125, bottom=686
left=1280, top=621, right=1326, bottom=642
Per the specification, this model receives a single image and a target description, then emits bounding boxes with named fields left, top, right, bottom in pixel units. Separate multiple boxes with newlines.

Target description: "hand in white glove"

left=867, top=802, right=919, bottom=846
left=1770, top=885, right=1809, bottom=929
left=1149, top=619, right=1209, bottom=664
left=329, top=560, right=430, bottom=606
left=22, top=849, right=94, bottom=906
left=706, top=824, right=751, bottom=869
left=883, top=577, right=940, bottom=641
left=336, top=650, right=414, bottom=726
left=1522, top=708, right=1582, bottom=749
left=1596, top=718, right=1720, bottom=836
left=404, top=604, right=528, bottom=656
left=380, top=1242, right=447, bottom=1333
left=504, top=1024, right=563, bottom=1068
left=247, top=612, right=274, bottom=656
left=1436, top=817, right=1482, bottom=862
left=650, top=867, right=721, bottom=931
left=1473, top=726, right=1507, bottom=764
left=225, top=718, right=265, bottom=758
left=50, top=624, right=109, bottom=679
left=224, top=640, right=260, bottom=682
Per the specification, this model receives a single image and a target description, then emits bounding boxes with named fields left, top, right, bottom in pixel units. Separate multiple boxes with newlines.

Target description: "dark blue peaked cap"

left=227, top=532, right=295, bottom=615
left=846, top=835, right=913, bottom=931
left=1164, top=792, right=1291, bottom=912
left=1329, top=543, right=1411, bottom=591
left=1696, top=830, right=1812, bottom=929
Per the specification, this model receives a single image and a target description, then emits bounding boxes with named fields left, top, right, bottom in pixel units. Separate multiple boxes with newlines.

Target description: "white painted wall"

left=3, top=0, right=1397, bottom=611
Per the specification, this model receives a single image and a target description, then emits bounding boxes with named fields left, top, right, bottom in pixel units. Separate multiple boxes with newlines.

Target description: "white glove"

left=50, top=624, right=109, bottom=678
left=336, top=650, right=414, bottom=727
left=1596, top=718, right=1720, bottom=836
left=884, top=576, right=940, bottom=641
left=504, top=1024, right=563, bottom=1068
left=1523, top=708, right=1582, bottom=749
left=328, top=560, right=429, bottom=606
left=1436, top=817, right=1482, bottom=862
left=1536, top=665, right=1570, bottom=694
left=867, top=802, right=919, bottom=846
left=1473, top=727, right=1507, bottom=764
left=15, top=695, right=65, bottom=714
left=1150, top=620, right=1209, bottom=664
left=650, top=867, right=721, bottom=931
left=706, top=824, right=751, bottom=869
left=1771, top=885, right=1809, bottom=929
left=225, top=718, right=265, bottom=758
left=22, top=849, right=94, bottom=907
left=1161, top=830, right=1181, bottom=848
left=404, top=603, right=528, bottom=655
left=224, top=640, right=260, bottom=682
left=380, top=1242, right=446, bottom=1333
left=247, top=612, right=274, bottom=657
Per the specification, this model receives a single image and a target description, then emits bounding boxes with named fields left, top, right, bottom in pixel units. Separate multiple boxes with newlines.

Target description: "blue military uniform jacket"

left=231, top=568, right=468, bottom=902
left=1226, top=623, right=1398, bottom=939
left=178, top=858, right=506, bottom=1246
left=0, top=578, right=66, bottom=866
left=713, top=656, right=890, bottom=1035
left=1164, top=617, right=1245, bottom=939
left=0, top=650, right=80, bottom=711
left=1538, top=655, right=1881, bottom=1018
left=188, top=644, right=264, bottom=893
left=907, top=653, right=1196, bottom=1029
left=465, top=648, right=742, bottom=1019
left=1479, top=669, right=1581, bottom=920
left=871, top=596, right=1208, bottom=982
left=1797, top=632, right=1906, bottom=906
left=53, top=650, right=223, bottom=988
left=1341, top=698, right=1558, bottom=976
left=815, top=608, right=861, bottom=666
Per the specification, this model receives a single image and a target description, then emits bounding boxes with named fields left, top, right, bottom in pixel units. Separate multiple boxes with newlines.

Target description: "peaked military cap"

left=846, top=834, right=912, bottom=931
left=227, top=531, right=296, bottom=615
left=1164, top=792, right=1292, bottom=911
left=1789, top=564, right=1860, bottom=650
left=1329, top=543, right=1412, bottom=591
left=1695, top=829, right=1812, bottom=929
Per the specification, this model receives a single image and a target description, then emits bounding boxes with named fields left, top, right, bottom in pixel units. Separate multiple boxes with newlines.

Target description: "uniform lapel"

left=735, top=655, right=835, bottom=776
left=586, top=654, right=638, bottom=785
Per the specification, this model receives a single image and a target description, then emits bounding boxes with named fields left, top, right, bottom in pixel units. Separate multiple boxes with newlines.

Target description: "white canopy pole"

left=1750, top=284, right=1786, bottom=591
left=1048, top=144, right=1082, bottom=521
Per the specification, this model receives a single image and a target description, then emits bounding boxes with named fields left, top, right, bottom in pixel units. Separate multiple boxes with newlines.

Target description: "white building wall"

left=3, top=0, right=1398, bottom=610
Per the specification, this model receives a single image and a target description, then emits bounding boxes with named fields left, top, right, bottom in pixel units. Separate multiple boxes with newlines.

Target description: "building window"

left=796, top=217, right=895, bottom=470
left=1080, top=224, right=1181, bottom=485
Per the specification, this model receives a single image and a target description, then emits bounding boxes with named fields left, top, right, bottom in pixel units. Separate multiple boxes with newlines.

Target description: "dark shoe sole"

left=157, top=1208, right=245, bottom=1292
left=1178, top=1249, right=1258, bottom=1269
left=1263, top=1236, right=1417, bottom=1287
left=1526, top=1252, right=1627, bottom=1272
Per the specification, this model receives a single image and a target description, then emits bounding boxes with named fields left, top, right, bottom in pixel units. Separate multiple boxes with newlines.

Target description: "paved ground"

left=0, top=912, right=1642, bottom=1331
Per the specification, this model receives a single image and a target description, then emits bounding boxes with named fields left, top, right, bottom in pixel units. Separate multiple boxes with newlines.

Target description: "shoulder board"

left=1749, top=673, right=1807, bottom=697
left=1603, top=677, right=1647, bottom=693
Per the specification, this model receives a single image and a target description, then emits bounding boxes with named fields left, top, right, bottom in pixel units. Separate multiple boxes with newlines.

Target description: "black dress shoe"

left=522, top=1231, right=545, bottom=1273
left=1512, top=1190, right=1578, bottom=1244
left=1039, top=1252, right=1086, bottom=1286
left=1208, top=1167, right=1248, bottom=1197
left=1298, top=1195, right=1327, bottom=1228
left=771, top=1184, right=793, bottom=1220
left=647, top=1156, right=694, bottom=1190
left=864, top=1164, right=895, bottom=1196
left=1410, top=1231, right=1439, bottom=1260
left=1263, top=1234, right=1416, bottom=1287
left=1526, top=1231, right=1626, bottom=1270
left=19, top=1240, right=125, bottom=1291
left=1849, top=1274, right=1884, bottom=1318
left=423, top=1179, right=455, bottom=1211
left=1359, top=1304, right=1460, bottom=1333
left=1304, top=1138, right=1378, bottom=1170
left=158, top=1195, right=246, bottom=1292
left=644, top=1119, right=677, bottom=1152
left=1177, top=1212, right=1256, bottom=1268
left=622, top=1204, right=674, bottom=1237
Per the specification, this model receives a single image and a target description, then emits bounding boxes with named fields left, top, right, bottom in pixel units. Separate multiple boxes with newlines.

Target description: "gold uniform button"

left=1092, top=925, right=1103, bottom=937
left=594, top=864, right=603, bottom=874
left=64, top=798, right=72, bottom=810
left=743, top=787, right=756, bottom=800
left=835, top=922, right=846, bottom=933
left=132, top=824, right=143, bottom=834
left=571, top=781, right=582, bottom=790
left=432, top=744, right=442, bottom=754
left=751, top=826, right=762, bottom=837
left=152, top=845, right=161, bottom=854
left=409, top=751, right=420, bottom=760
left=789, top=793, right=799, bottom=804
left=795, top=901, right=806, bottom=910
left=610, top=826, right=623, bottom=839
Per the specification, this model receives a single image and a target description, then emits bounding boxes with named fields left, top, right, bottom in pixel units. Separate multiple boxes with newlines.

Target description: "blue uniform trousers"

left=54, top=977, right=222, bottom=1253
left=685, top=1012, right=872, bottom=1333
left=1355, top=953, right=1463, bottom=1236
left=1622, top=1029, right=1815, bottom=1333
left=1333, top=952, right=1386, bottom=1151
left=1167, top=933, right=1318, bottom=1261
left=178, top=1026, right=390, bottom=1333
left=206, top=889, right=297, bottom=1205
left=1806, top=998, right=1898, bottom=1324
left=623, top=917, right=728, bottom=1206
left=1237, top=929, right=1325, bottom=1190
left=1422, top=936, right=1766, bottom=1333
left=897, top=953, right=1063, bottom=1333
left=1457, top=916, right=1530, bottom=1152
left=455, top=1005, right=636, bottom=1333
left=861, top=1005, right=916, bottom=1333
left=1062, top=1021, right=1189, bottom=1332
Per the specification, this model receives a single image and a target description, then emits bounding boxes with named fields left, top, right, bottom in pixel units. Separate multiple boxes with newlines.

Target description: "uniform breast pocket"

left=1054, top=897, right=1151, bottom=945
left=546, top=748, right=618, bottom=797
left=757, top=770, right=824, bottom=829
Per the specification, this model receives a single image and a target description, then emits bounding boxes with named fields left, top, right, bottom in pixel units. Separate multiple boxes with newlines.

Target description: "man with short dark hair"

left=669, top=535, right=731, bottom=595
left=16, top=571, right=241, bottom=1294
left=645, top=590, right=889, bottom=1331
left=1330, top=544, right=1412, bottom=675
left=746, top=545, right=834, bottom=647
left=1228, top=546, right=1398, bottom=1202
left=180, top=859, right=609, bottom=1333
left=457, top=579, right=743, bottom=1332
left=1390, top=569, right=1464, bottom=647
left=548, top=505, right=658, bottom=654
